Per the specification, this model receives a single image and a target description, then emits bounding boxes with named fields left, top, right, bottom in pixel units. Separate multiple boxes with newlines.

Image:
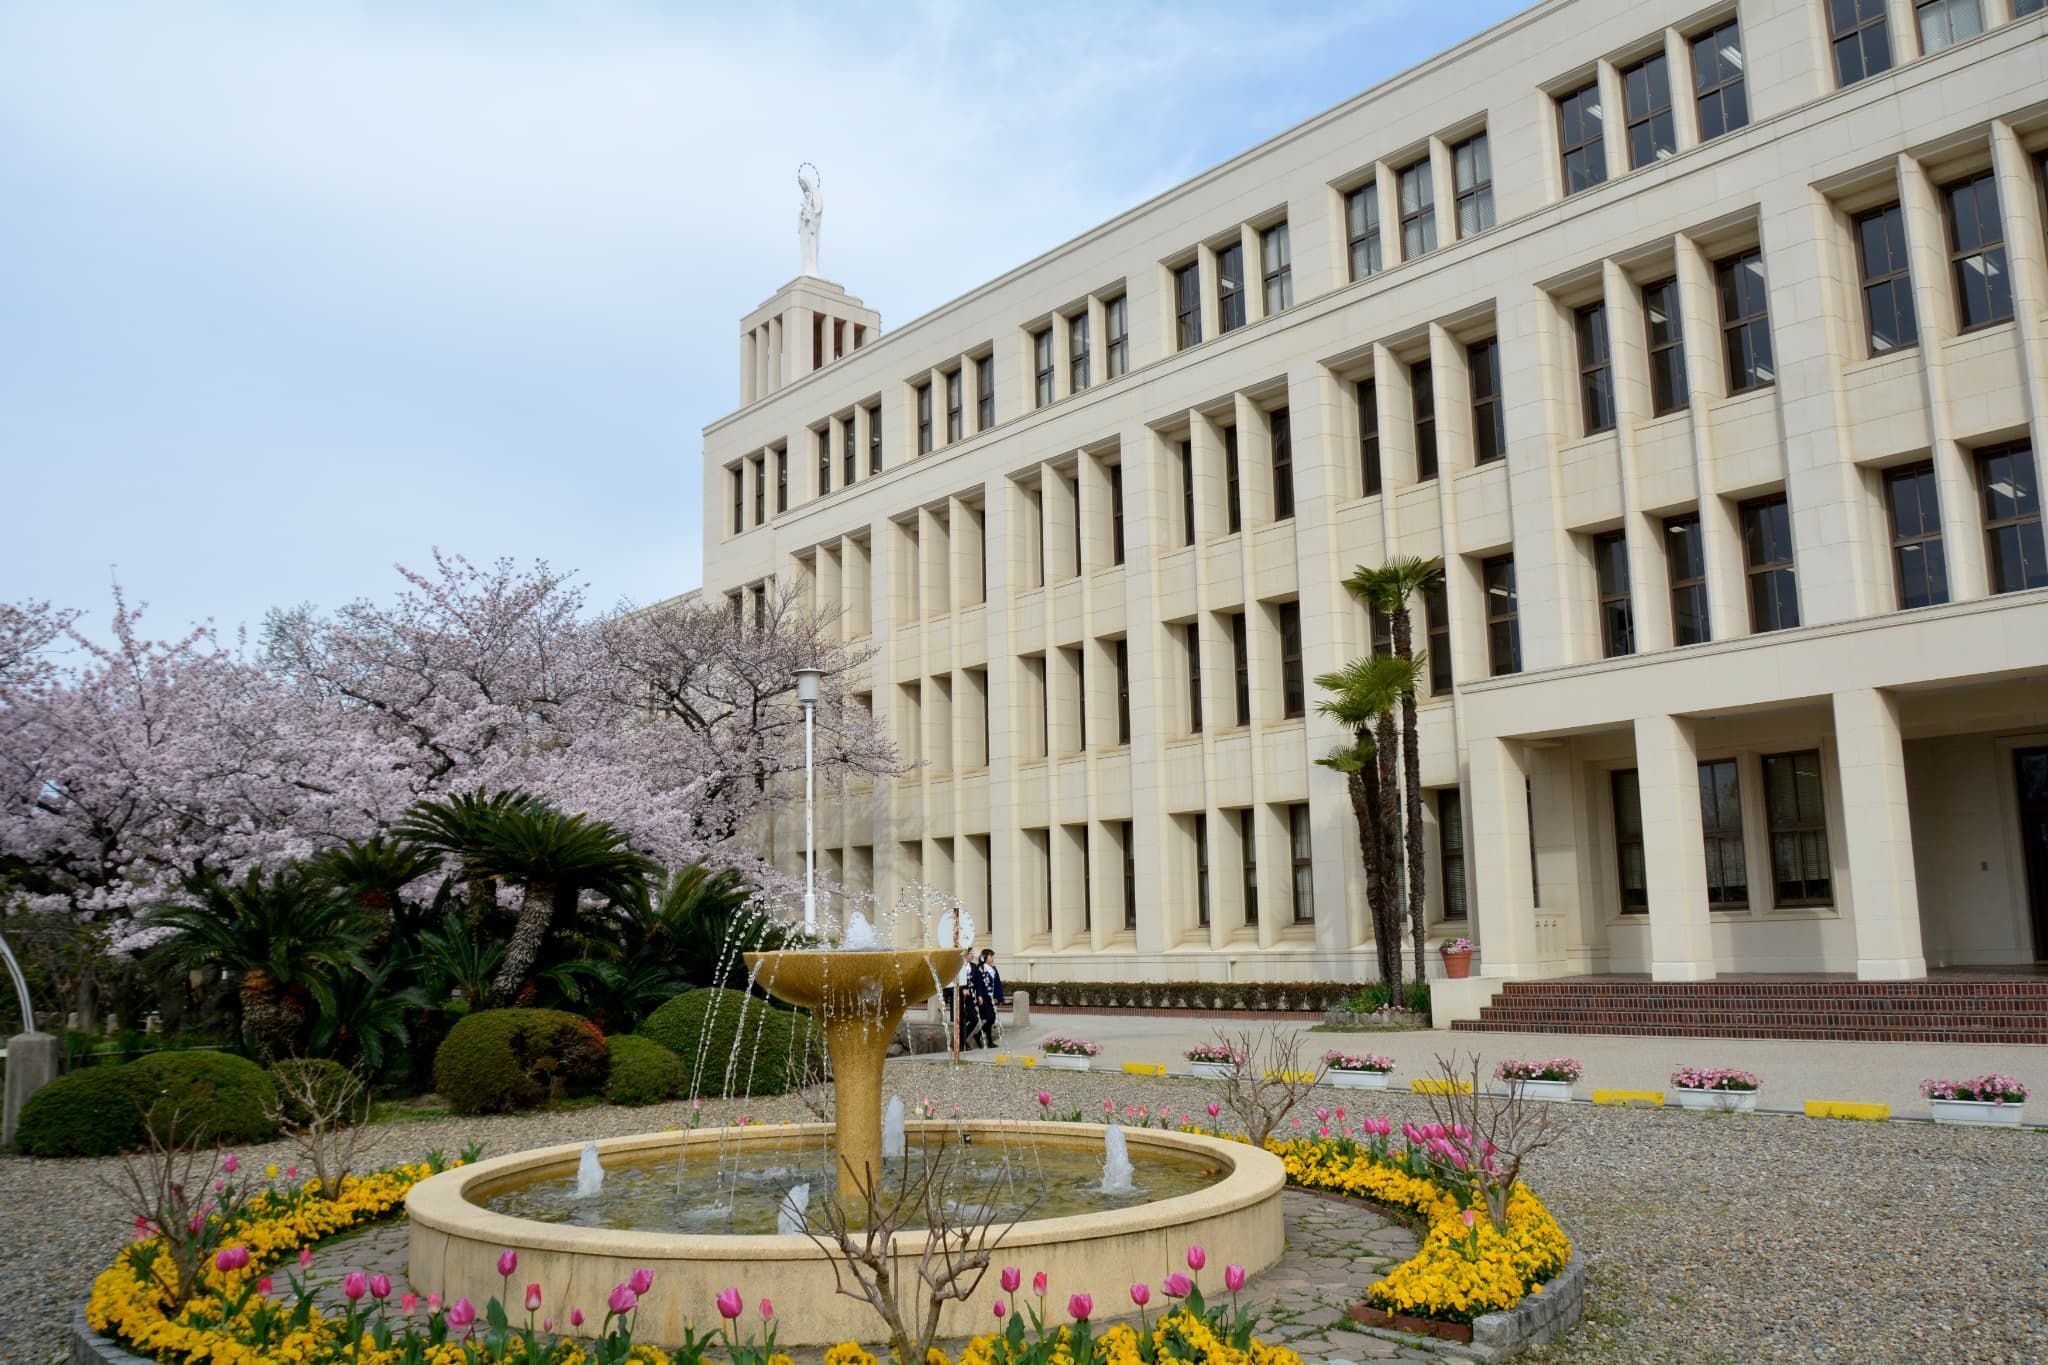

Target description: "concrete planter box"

left=1348, top=1250, right=1587, bottom=1363
left=1326, top=1069, right=1391, bottom=1090
left=1188, top=1060, right=1234, bottom=1079
left=1928, top=1098, right=2023, bottom=1127
left=1674, top=1086, right=1759, bottom=1113
left=1504, top=1078, right=1575, bottom=1102
left=1039, top=1053, right=1093, bottom=1071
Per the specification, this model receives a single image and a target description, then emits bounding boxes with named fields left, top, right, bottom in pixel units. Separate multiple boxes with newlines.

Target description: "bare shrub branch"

left=1214, top=1026, right=1330, bottom=1147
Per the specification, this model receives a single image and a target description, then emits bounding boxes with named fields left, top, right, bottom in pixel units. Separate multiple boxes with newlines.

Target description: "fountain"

left=1099, top=1123, right=1135, bottom=1196
left=776, top=1183, right=809, bottom=1235
left=882, top=1096, right=906, bottom=1159
left=573, top=1142, right=605, bottom=1199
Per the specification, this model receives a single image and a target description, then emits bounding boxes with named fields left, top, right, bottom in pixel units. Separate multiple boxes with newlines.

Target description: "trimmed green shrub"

left=604, top=1033, right=686, bottom=1107
left=637, top=988, right=824, bottom=1097
left=1025, top=979, right=1359, bottom=1013
left=269, top=1058, right=372, bottom=1127
left=433, top=1009, right=609, bottom=1115
left=14, top=1050, right=278, bottom=1157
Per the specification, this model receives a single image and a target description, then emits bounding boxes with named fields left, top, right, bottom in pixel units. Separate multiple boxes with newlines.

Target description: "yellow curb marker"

left=1121, top=1061, right=1169, bottom=1076
left=1021, top=1056, right=1037, bottom=1068
left=1410, top=1079, right=1475, bottom=1095
left=1806, top=1100, right=1889, bottom=1121
left=1591, top=1089, right=1664, bottom=1107
left=1265, top=1070, right=1319, bottom=1084
left=991, top=1055, right=1010, bottom=1065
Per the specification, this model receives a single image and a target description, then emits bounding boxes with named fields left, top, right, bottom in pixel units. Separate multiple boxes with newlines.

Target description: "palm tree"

left=1316, top=654, right=1422, bottom=990
left=306, top=836, right=443, bottom=934
left=1345, top=556, right=1445, bottom=980
left=413, top=912, right=506, bottom=1007
left=394, top=789, right=545, bottom=926
left=470, top=804, right=656, bottom=1004
left=145, top=867, right=372, bottom=1057
left=308, top=953, right=430, bottom=1072
left=1315, top=733, right=1396, bottom=991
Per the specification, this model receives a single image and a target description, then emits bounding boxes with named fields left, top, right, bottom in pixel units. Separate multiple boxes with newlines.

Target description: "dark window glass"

left=1278, top=601, right=1304, bottom=718
left=1979, top=443, right=2047, bottom=593
left=1033, top=328, right=1055, bottom=408
left=1217, top=242, right=1246, bottom=333
left=1943, top=172, right=2012, bottom=330
left=1398, top=158, right=1436, bottom=258
left=1483, top=555, right=1521, bottom=676
left=1230, top=611, right=1250, bottom=726
left=1884, top=462, right=1948, bottom=608
left=1643, top=277, right=1689, bottom=414
left=945, top=369, right=963, bottom=443
left=1453, top=133, right=1494, bottom=235
left=1916, top=0, right=1983, bottom=55
left=1271, top=408, right=1294, bottom=520
left=1121, top=820, right=1137, bottom=930
left=1424, top=581, right=1453, bottom=694
left=1065, top=474, right=1081, bottom=577
left=1115, top=638, right=1131, bottom=745
left=1665, top=513, right=1710, bottom=644
left=1262, top=223, right=1293, bottom=313
left=1691, top=20, right=1748, bottom=141
left=1110, top=463, right=1126, bottom=566
left=731, top=467, right=744, bottom=534
left=916, top=383, right=933, bottom=455
left=1358, top=380, right=1383, bottom=495
left=1612, top=768, right=1647, bottom=913
left=1412, top=362, right=1437, bottom=481
left=1437, top=789, right=1468, bottom=918
left=1469, top=339, right=1505, bottom=464
left=777, top=447, right=789, bottom=510
left=1105, top=296, right=1129, bottom=379
left=865, top=407, right=881, bottom=474
left=1699, top=758, right=1748, bottom=908
left=1179, top=440, right=1196, bottom=546
left=1856, top=203, right=1919, bottom=354
left=1370, top=605, right=1393, bottom=658
left=1595, top=531, right=1634, bottom=657
left=1185, top=622, right=1203, bottom=733
left=752, top=457, right=764, bottom=525
left=2014, top=0, right=2045, bottom=15
left=1763, top=750, right=1832, bottom=906
left=842, top=419, right=856, bottom=483
left=1069, top=312, right=1091, bottom=392
left=1741, top=494, right=1800, bottom=631
left=1079, top=824, right=1091, bottom=930
left=976, top=355, right=995, bottom=431
left=817, top=427, right=833, bottom=493
left=1071, top=646, right=1086, bottom=749
left=1289, top=804, right=1314, bottom=922
left=1238, top=808, right=1257, bottom=926
left=1829, top=0, right=1893, bottom=86
left=1715, top=249, right=1775, bottom=391
left=1576, top=301, right=1616, bottom=434
left=1224, top=426, right=1242, bottom=534
left=1175, top=262, right=1202, bottom=349
left=1346, top=183, right=1382, bottom=279
left=1621, top=52, right=1676, bottom=169
left=1194, top=814, right=1211, bottom=927
left=1557, top=81, right=1608, bottom=195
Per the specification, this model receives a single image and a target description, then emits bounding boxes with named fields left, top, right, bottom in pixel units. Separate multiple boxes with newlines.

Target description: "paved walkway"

left=920, top=1010, right=2046, bottom=1119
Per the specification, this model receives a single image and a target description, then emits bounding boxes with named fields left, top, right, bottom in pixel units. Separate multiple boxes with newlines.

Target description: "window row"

left=1186, top=804, right=1317, bottom=929
left=1172, top=219, right=1295, bottom=352
left=1342, top=128, right=1494, bottom=285
left=1555, top=14, right=1750, bottom=198
left=1830, top=0, right=2043, bottom=91
left=1614, top=748, right=1834, bottom=914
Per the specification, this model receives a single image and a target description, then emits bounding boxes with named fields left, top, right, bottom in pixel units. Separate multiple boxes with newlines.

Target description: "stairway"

left=1449, top=976, right=2048, bottom=1043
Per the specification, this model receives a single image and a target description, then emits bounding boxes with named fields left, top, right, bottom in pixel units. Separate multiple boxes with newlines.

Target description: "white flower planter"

left=1039, top=1053, right=1093, bottom=1071
left=1188, top=1060, right=1234, bottom=1080
left=1503, top=1078, right=1575, bottom=1102
left=1674, top=1085, right=1759, bottom=1113
left=1326, top=1069, right=1391, bottom=1090
left=1928, top=1097, right=2024, bottom=1127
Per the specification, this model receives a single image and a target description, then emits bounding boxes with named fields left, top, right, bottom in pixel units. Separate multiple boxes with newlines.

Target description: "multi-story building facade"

left=699, top=0, right=2048, bottom=998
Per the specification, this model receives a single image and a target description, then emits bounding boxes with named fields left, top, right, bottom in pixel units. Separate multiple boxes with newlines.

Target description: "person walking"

left=970, top=948, right=1006, bottom=1048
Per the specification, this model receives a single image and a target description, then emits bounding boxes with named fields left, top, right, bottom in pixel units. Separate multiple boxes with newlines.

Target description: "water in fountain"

left=841, top=909, right=879, bottom=950
left=882, top=1096, right=906, bottom=1159
left=1100, top=1123, right=1136, bottom=1195
left=777, top=1182, right=810, bottom=1235
left=574, top=1142, right=605, bottom=1199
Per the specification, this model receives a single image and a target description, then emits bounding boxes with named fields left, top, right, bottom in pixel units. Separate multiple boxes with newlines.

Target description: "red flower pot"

left=1440, top=948, right=1474, bottom=980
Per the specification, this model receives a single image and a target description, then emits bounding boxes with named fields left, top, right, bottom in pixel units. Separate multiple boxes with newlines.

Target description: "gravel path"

left=5, top=1062, right=2044, bottom=1364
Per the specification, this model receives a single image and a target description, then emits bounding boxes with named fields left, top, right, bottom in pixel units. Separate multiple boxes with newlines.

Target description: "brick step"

left=1466, top=1015, right=2048, bottom=1035
left=1450, top=1020, right=2048, bottom=1043
left=1470, top=1004, right=2048, bottom=1022
left=1471, top=1000, right=2048, bottom=1018
left=1490, top=983, right=2048, bottom=998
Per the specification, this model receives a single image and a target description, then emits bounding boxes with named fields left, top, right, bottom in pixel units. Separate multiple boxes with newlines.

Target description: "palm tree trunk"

left=1374, top=709, right=1402, bottom=991
left=1347, top=765, right=1397, bottom=991
left=1393, top=607, right=1427, bottom=983
left=494, top=880, right=558, bottom=1003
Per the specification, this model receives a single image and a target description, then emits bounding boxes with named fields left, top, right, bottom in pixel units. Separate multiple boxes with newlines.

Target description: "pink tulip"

left=427, top=1293, right=442, bottom=1313
left=1206, top=1102, right=1221, bottom=1118
left=343, top=1272, right=368, bottom=1302
left=1224, top=1265, right=1247, bottom=1293
left=1315, top=1108, right=1330, bottom=1123
left=1186, top=1245, right=1207, bottom=1271
left=1037, top=1091, right=1051, bottom=1108
left=1461, top=1209, right=1477, bottom=1229
left=447, top=1298, right=477, bottom=1329
left=497, top=1249, right=519, bottom=1278
left=543, top=1316, right=555, bottom=1333
left=256, top=1277, right=274, bottom=1297
left=213, top=1179, right=225, bottom=1193
left=629, top=1267, right=655, bottom=1296
left=187, top=1216, right=203, bottom=1235
left=299, top=1247, right=314, bottom=1270
left=213, top=1245, right=249, bottom=1272
left=1333, top=1108, right=1345, bottom=1121
left=285, top=1166, right=298, bottom=1179
left=1068, top=1293, right=1093, bottom=1321
left=1129, top=1283, right=1151, bottom=1307
left=400, top=1293, right=417, bottom=1314
left=370, top=1273, right=391, bottom=1300
left=1032, top=1271, right=1048, bottom=1296
left=525, top=1283, right=543, bottom=1313
left=223, top=1153, right=239, bottom=1174
left=1000, top=1266, right=1022, bottom=1293
left=993, top=1301, right=1007, bottom=1320
left=1162, top=1273, right=1193, bottom=1299
left=760, top=1298, right=774, bottom=1320
left=570, top=1308, right=584, bottom=1328
left=610, top=1284, right=639, bottom=1316
left=715, top=1286, right=743, bottom=1319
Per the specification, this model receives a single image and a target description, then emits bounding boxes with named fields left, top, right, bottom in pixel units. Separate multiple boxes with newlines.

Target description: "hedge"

left=637, top=988, right=824, bottom=1097
left=433, top=1009, right=609, bottom=1115
left=1022, top=980, right=1360, bottom=1012
left=604, top=1033, right=686, bottom=1106
left=14, top=1051, right=279, bottom=1157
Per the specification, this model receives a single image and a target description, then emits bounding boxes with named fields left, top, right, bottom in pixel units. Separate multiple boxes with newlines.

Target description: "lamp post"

left=794, top=667, right=824, bottom=935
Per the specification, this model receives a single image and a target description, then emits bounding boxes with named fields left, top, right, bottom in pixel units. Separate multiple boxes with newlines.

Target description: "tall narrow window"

left=1069, top=647, right=1086, bottom=750
left=1105, top=296, right=1129, bottom=379
left=1024, top=654, right=1048, bottom=757
left=1698, top=758, right=1748, bottom=908
left=1261, top=223, right=1293, bottom=313
left=1643, top=278, right=1689, bottom=414
left=1557, top=81, right=1607, bottom=195
left=1424, top=582, right=1453, bottom=694
left=842, top=419, right=856, bottom=484
left=1278, top=600, right=1304, bottom=718
left=1224, top=427, right=1242, bottom=534
left=1885, top=462, right=1948, bottom=608
left=1358, top=380, right=1383, bottom=495
left=945, top=369, right=964, bottom=444
left=1398, top=158, right=1436, bottom=258
left=1453, top=133, right=1494, bottom=235
left=1916, top=0, right=1982, bottom=55
left=1065, top=473, right=1082, bottom=577
left=1270, top=407, right=1294, bottom=520
left=817, top=428, right=832, bottom=494
left=1741, top=494, right=1799, bottom=632
left=1179, top=440, right=1197, bottom=546
left=1612, top=769, right=1648, bottom=913
left=1483, top=555, right=1521, bottom=675
left=865, top=406, right=881, bottom=474
left=776, top=447, right=789, bottom=511
left=1370, top=605, right=1393, bottom=658
left=1120, top=821, right=1137, bottom=931
left=1109, top=463, right=1126, bottom=566
left=752, top=457, right=764, bottom=525
left=1079, top=825, right=1092, bottom=931
left=1174, top=263, right=1202, bottom=350
left=1412, top=362, right=1437, bottom=481
left=1830, top=0, right=1893, bottom=87
left=1575, top=302, right=1616, bottom=434
left=1664, top=513, right=1710, bottom=645
left=1943, top=171, right=2013, bottom=330
left=1346, top=183, right=1382, bottom=279
left=1979, top=443, right=2046, bottom=593
left=1068, top=312, right=1091, bottom=392
left=730, top=467, right=744, bottom=534
left=975, top=355, right=994, bottom=431
left=1033, top=328, right=1055, bottom=407
left=1763, top=750, right=1832, bottom=906
left=1185, top=622, right=1204, bottom=733
left=916, top=383, right=933, bottom=455
left=1288, top=804, right=1314, bottom=922
left=1469, top=339, right=1505, bottom=464
left=1437, top=790, right=1468, bottom=920
left=1856, top=203, right=1918, bottom=354
left=1217, top=242, right=1246, bottom=333
left=1237, top=808, right=1258, bottom=926
left=1114, top=638, right=1131, bottom=745
left=1595, top=531, right=1635, bottom=657
left=1691, top=19, right=1748, bottom=141
left=1715, top=249, right=1775, bottom=392
left=1194, top=814, right=1211, bottom=927
left=1621, top=51, right=1676, bottom=168
left=1230, top=611, right=1250, bottom=726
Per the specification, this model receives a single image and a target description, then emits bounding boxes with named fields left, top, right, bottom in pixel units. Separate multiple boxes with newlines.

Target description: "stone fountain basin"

left=406, top=1121, right=1286, bottom=1347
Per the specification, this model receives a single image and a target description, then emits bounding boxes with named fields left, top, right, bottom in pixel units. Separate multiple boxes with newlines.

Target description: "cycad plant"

left=393, top=789, right=544, bottom=926
left=468, top=803, right=656, bottom=1004
left=1315, top=653, right=1422, bottom=991
left=305, top=835, right=443, bottom=934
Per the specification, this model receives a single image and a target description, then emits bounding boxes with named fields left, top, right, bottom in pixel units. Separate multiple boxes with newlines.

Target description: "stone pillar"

left=1635, top=712, right=1715, bottom=981
left=1469, top=737, right=1540, bottom=977
left=3, top=1032, right=58, bottom=1148
left=1834, top=688, right=1929, bottom=980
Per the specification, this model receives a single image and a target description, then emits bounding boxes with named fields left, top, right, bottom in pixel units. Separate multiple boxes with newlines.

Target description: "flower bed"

left=1184, top=1044, right=1243, bottom=1065
left=1321, top=1052, right=1394, bottom=1090
left=1041, top=1037, right=1102, bottom=1068
left=1922, top=1074, right=2029, bottom=1127
left=1493, top=1059, right=1581, bottom=1084
left=1670, top=1066, right=1758, bottom=1092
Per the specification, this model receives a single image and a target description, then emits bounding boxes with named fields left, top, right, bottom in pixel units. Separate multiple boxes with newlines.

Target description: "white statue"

left=797, top=163, right=823, bottom=277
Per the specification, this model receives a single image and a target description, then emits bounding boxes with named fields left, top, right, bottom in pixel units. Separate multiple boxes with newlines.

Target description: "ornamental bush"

left=604, top=1032, right=686, bottom=1106
left=432, top=1008, right=609, bottom=1115
left=15, top=1050, right=279, bottom=1157
left=637, top=987, right=823, bottom=1096
left=269, top=1058, right=373, bottom=1127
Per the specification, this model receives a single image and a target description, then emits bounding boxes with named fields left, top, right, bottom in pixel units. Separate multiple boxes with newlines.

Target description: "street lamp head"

left=794, top=666, right=824, bottom=706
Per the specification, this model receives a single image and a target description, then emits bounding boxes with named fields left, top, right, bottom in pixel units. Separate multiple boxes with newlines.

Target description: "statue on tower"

left=797, top=163, right=823, bottom=278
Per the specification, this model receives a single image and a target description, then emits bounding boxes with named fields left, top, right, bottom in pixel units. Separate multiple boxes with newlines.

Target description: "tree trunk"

left=1374, top=708, right=1401, bottom=991
left=493, top=879, right=558, bottom=1004
left=1347, top=765, right=1398, bottom=990
left=1394, top=607, right=1427, bottom=984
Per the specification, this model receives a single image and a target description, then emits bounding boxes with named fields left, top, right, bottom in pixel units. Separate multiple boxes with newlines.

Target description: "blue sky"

left=0, top=1, right=1524, bottom=641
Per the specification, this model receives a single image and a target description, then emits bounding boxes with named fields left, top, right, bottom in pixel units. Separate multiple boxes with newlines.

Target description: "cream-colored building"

left=699, top=0, right=2048, bottom=1000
